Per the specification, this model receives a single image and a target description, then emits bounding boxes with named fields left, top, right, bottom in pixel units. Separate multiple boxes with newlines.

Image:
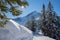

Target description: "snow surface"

left=0, top=20, right=55, bottom=40
left=0, top=20, right=33, bottom=40
left=33, top=36, right=55, bottom=40
left=33, top=31, right=55, bottom=40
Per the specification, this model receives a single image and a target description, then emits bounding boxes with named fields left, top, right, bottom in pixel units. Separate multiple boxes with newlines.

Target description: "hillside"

left=0, top=20, right=33, bottom=40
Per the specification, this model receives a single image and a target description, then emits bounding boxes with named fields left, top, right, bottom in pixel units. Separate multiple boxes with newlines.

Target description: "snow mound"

left=33, top=36, right=55, bottom=40
left=0, top=20, right=33, bottom=40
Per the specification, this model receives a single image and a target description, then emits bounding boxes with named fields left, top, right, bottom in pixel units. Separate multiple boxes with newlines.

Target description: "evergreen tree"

left=26, top=16, right=36, bottom=32
left=31, top=16, right=36, bottom=32
left=45, top=1, right=59, bottom=39
left=0, top=0, right=28, bottom=27
left=39, top=4, right=46, bottom=31
left=26, top=20, right=32, bottom=30
left=39, top=1, right=60, bottom=40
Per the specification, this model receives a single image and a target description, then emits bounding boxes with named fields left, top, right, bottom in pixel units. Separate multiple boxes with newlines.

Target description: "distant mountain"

left=13, top=11, right=40, bottom=25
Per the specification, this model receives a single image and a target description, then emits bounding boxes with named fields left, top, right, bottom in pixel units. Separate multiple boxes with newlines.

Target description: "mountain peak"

left=26, top=11, right=40, bottom=17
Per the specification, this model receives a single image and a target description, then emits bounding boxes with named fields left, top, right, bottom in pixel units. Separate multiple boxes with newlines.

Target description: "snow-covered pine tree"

left=26, top=20, right=32, bottom=30
left=26, top=15, right=36, bottom=33
left=39, top=1, right=60, bottom=40
left=31, top=16, right=36, bottom=32
left=39, top=4, right=46, bottom=34
left=45, top=1, right=60, bottom=39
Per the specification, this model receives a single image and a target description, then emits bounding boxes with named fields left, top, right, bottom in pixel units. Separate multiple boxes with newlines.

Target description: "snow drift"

left=0, top=20, right=33, bottom=40
left=33, top=36, right=55, bottom=40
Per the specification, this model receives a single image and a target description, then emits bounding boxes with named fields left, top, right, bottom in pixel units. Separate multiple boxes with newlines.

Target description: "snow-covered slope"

left=13, top=11, right=40, bottom=25
left=0, top=20, right=33, bottom=40
left=0, top=20, right=55, bottom=40
left=33, top=31, right=55, bottom=40
left=33, top=36, right=55, bottom=40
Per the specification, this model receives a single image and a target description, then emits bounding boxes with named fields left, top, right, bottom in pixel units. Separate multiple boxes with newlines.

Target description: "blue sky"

left=7, top=0, right=60, bottom=18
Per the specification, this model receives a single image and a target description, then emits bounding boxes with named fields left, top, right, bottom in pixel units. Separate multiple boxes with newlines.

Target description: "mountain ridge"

left=13, top=11, right=40, bottom=25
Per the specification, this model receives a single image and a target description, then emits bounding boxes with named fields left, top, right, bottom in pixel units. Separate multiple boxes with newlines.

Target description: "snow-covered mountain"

left=13, top=11, right=40, bottom=25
